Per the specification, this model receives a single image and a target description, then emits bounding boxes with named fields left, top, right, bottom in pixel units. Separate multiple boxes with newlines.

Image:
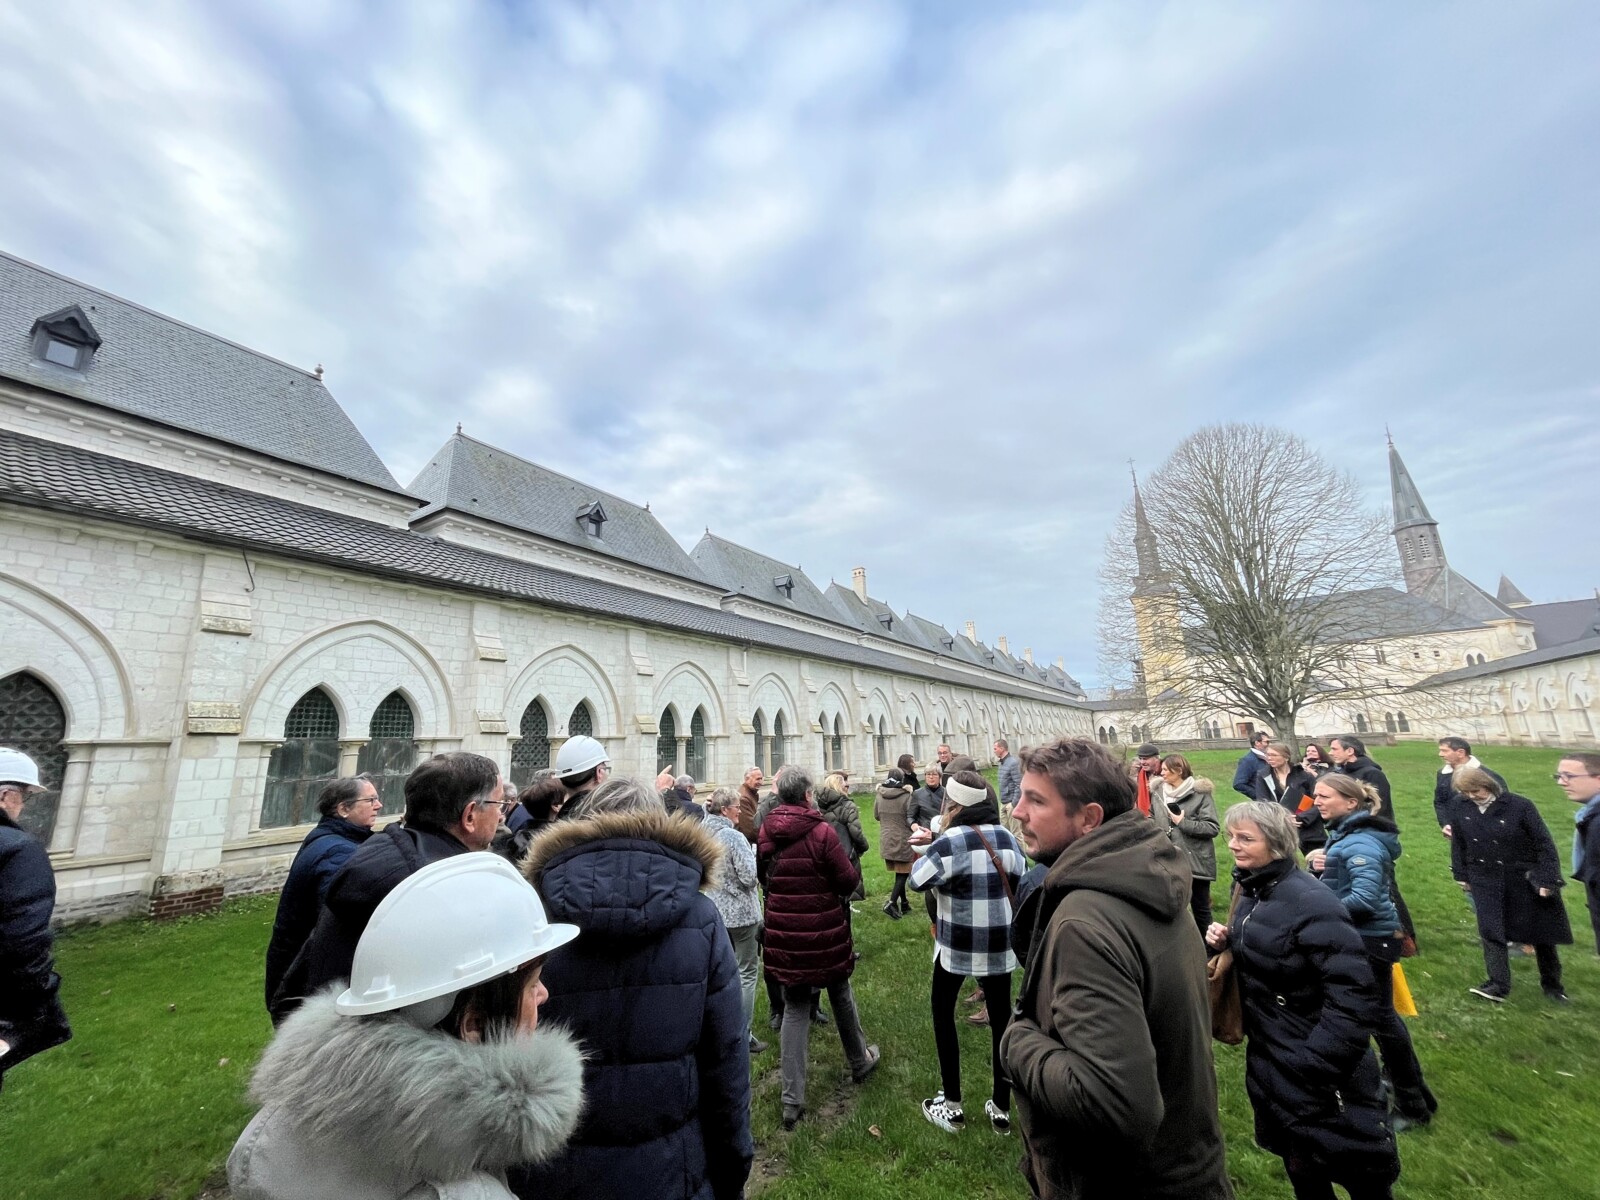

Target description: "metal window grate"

left=771, top=712, right=787, bottom=772
left=360, top=691, right=417, bottom=810
left=0, top=671, right=67, bottom=842
left=657, top=708, right=677, bottom=773
left=687, top=709, right=707, bottom=781
left=283, top=689, right=339, bottom=739
left=368, top=692, right=415, bottom=739
left=264, top=688, right=341, bottom=827
left=569, top=702, right=593, bottom=738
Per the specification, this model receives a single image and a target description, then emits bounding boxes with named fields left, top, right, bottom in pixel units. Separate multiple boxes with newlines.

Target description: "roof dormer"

left=31, top=304, right=102, bottom=372
left=773, top=573, right=795, bottom=599
left=577, top=500, right=608, bottom=538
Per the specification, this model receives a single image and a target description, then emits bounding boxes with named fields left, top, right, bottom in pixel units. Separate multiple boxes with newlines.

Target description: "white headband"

left=946, top=778, right=988, bottom=808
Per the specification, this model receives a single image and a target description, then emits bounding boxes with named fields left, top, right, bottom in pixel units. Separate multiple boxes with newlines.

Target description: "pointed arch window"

left=511, top=701, right=551, bottom=788
left=1107, top=726, right=1118, bottom=745
left=875, top=716, right=888, bottom=768
left=831, top=714, right=844, bottom=774
left=687, top=709, right=708, bottom=782
left=1396, top=711, right=1411, bottom=733
left=753, top=712, right=767, bottom=776
left=358, top=691, right=416, bottom=810
left=657, top=708, right=678, bottom=774
left=771, top=712, right=787, bottom=772
left=1384, top=712, right=1397, bottom=733
left=569, top=702, right=594, bottom=738
left=1355, top=712, right=1369, bottom=734
left=0, top=672, right=68, bottom=841
left=1098, top=727, right=1109, bottom=744
left=818, top=712, right=830, bottom=771
left=263, top=688, right=340, bottom=828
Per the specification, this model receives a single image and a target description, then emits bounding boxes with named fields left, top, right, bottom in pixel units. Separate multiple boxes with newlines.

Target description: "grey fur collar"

left=251, top=992, right=584, bottom=1181
left=519, top=806, right=723, bottom=891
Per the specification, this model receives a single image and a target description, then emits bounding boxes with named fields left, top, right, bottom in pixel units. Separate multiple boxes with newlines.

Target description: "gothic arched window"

left=1355, top=712, right=1369, bottom=734
left=875, top=716, right=888, bottom=767
left=831, top=714, right=844, bottom=775
left=1384, top=712, right=1397, bottom=733
left=358, top=691, right=416, bottom=811
left=0, top=672, right=67, bottom=841
left=511, top=701, right=550, bottom=788
left=688, top=708, right=708, bottom=782
left=263, top=688, right=340, bottom=828
left=753, top=712, right=767, bottom=776
left=771, top=712, right=787, bottom=772
left=657, top=708, right=678, bottom=774
left=569, top=702, right=594, bottom=738
left=1396, top=711, right=1411, bottom=733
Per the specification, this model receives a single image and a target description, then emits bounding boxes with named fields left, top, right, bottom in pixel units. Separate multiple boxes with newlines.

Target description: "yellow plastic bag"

left=1392, top=962, right=1418, bottom=1017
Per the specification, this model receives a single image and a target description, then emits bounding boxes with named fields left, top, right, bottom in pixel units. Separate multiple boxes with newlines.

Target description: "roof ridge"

left=0, top=248, right=324, bottom=381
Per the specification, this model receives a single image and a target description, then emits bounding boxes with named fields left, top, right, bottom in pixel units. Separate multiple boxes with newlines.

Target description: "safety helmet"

left=555, top=734, right=609, bottom=779
left=0, top=747, right=42, bottom=789
left=336, top=855, right=578, bottom=1026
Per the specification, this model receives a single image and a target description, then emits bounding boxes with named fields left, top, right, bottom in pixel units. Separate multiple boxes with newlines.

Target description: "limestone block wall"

left=0, top=505, right=1091, bottom=923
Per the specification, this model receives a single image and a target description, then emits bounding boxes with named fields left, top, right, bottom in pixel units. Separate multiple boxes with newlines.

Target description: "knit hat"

left=946, top=778, right=988, bottom=808
left=1136, top=743, right=1160, bottom=758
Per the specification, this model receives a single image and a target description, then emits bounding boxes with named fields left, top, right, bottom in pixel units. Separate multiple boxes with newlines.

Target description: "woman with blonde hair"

left=1308, top=773, right=1437, bottom=1129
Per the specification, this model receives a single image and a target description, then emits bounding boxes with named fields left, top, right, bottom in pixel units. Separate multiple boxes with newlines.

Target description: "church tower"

left=1388, top=437, right=1447, bottom=595
left=1129, top=473, right=1184, bottom=692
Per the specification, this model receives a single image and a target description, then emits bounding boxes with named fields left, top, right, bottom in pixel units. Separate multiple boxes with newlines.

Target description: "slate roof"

left=1414, top=633, right=1600, bottom=688
left=409, top=432, right=711, bottom=585
left=0, top=430, right=1082, bottom=707
left=824, top=583, right=933, bottom=653
left=1519, top=596, right=1600, bottom=649
left=1496, top=575, right=1533, bottom=608
left=1413, top=567, right=1519, bottom=627
left=689, top=533, right=849, bottom=628
left=0, top=251, right=402, bottom=494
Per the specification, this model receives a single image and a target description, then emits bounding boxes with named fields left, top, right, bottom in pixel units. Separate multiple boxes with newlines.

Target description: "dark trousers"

left=1482, top=938, right=1563, bottom=993
left=930, top=960, right=1012, bottom=1110
left=1586, top=880, right=1600, bottom=955
left=888, top=872, right=909, bottom=907
left=1190, top=878, right=1213, bottom=934
left=767, top=972, right=823, bottom=1019
left=1285, top=1161, right=1393, bottom=1200
left=1362, top=935, right=1436, bottom=1118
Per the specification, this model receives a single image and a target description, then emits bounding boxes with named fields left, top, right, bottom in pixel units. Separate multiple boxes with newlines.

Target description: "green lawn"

left=3, top=742, right=1597, bottom=1198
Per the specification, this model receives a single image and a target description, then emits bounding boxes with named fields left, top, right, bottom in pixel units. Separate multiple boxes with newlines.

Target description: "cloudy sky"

left=3, top=1, right=1596, bottom=685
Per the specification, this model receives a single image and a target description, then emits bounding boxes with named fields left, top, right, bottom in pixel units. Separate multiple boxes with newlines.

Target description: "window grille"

left=770, top=712, right=786, bottom=772
left=358, top=692, right=416, bottom=810
left=687, top=709, right=708, bottom=782
left=264, top=689, right=340, bottom=828
left=510, top=702, right=550, bottom=788
left=657, top=708, right=678, bottom=773
left=569, top=702, right=594, bottom=738
left=830, top=714, right=843, bottom=774
left=0, top=672, right=67, bottom=841
left=753, top=712, right=766, bottom=775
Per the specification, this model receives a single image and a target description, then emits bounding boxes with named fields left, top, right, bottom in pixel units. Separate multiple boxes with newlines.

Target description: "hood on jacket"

left=761, top=802, right=827, bottom=849
left=520, top=808, right=722, bottom=939
left=876, top=781, right=911, bottom=799
left=1040, top=809, right=1190, bottom=923
left=248, top=992, right=585, bottom=1184
left=1166, top=777, right=1215, bottom=802
left=1331, top=812, right=1402, bottom=860
left=815, top=785, right=850, bottom=813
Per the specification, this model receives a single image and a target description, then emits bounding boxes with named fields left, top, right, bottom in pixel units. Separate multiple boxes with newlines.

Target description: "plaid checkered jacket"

left=908, top=823, right=1027, bottom=977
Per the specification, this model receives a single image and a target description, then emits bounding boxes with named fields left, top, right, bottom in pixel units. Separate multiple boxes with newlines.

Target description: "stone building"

left=1094, top=440, right=1598, bottom=747
left=0, top=252, right=1090, bottom=921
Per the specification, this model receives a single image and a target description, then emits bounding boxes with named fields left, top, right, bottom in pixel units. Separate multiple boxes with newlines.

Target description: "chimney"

left=964, top=620, right=977, bottom=643
left=851, top=566, right=868, bottom=602
left=1055, top=656, right=1064, bottom=670
left=997, top=635, right=1009, bottom=656
left=1023, top=647, right=1033, bottom=664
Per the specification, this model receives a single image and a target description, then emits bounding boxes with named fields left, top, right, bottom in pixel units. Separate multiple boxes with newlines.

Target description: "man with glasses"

left=1557, top=752, right=1600, bottom=955
left=0, top=748, right=71, bottom=1091
left=270, top=752, right=506, bottom=1023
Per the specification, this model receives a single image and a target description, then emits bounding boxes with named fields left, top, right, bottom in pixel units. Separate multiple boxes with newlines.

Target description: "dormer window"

left=31, top=305, right=101, bottom=372
left=941, top=636, right=955, bottom=650
left=576, top=501, right=608, bottom=537
left=877, top=613, right=893, bottom=631
left=773, top=573, right=795, bottom=599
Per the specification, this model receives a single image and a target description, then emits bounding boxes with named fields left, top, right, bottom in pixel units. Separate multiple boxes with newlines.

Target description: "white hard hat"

left=0, top=747, right=42, bottom=789
left=555, top=734, right=608, bottom=779
left=336, top=855, right=578, bottom=1024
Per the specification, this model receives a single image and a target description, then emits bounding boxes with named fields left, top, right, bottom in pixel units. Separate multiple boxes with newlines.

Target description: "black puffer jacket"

left=1227, top=856, right=1397, bottom=1182
left=0, top=809, right=70, bottom=1083
left=269, top=822, right=472, bottom=1024
left=1335, top=757, right=1395, bottom=828
left=263, top=815, right=374, bottom=1015
left=816, top=784, right=868, bottom=902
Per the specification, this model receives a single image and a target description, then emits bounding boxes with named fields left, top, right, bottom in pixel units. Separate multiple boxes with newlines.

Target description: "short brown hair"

left=1017, top=738, right=1135, bottom=820
left=1454, top=767, right=1503, bottom=797
left=1560, top=751, right=1600, bottom=775
left=1160, top=754, right=1193, bottom=780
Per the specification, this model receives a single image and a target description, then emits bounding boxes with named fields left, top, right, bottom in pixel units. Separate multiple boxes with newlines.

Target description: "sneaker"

left=1543, top=986, right=1571, bottom=1004
left=984, top=1099, right=1011, bottom=1135
left=782, top=1104, right=804, bottom=1131
left=852, top=1044, right=881, bottom=1083
left=748, top=1037, right=770, bottom=1054
left=1469, top=981, right=1508, bottom=1003
left=882, top=900, right=903, bottom=920
left=966, top=1008, right=990, bottom=1026
left=922, top=1096, right=965, bottom=1133
left=898, top=897, right=913, bottom=915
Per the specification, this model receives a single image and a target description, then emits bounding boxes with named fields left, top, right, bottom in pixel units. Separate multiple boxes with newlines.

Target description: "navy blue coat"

left=268, top=822, right=472, bottom=1024
left=513, top=809, right=753, bottom=1200
left=0, top=809, right=71, bottom=1084
left=262, top=815, right=374, bottom=1014
left=1448, top=790, right=1573, bottom=946
left=1433, top=763, right=1507, bottom=828
left=1228, top=857, right=1396, bottom=1182
left=1232, top=750, right=1267, bottom=799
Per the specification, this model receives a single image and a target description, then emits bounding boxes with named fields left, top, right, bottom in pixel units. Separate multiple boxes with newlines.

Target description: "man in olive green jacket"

left=1002, top=738, right=1232, bottom=1200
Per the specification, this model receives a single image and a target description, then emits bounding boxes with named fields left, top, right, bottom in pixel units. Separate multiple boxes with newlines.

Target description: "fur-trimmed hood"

left=230, top=992, right=584, bottom=1197
left=520, top=808, right=724, bottom=939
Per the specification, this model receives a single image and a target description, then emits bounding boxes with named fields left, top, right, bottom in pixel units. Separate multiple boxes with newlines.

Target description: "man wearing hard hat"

left=553, top=735, right=610, bottom=820
left=0, top=747, right=72, bottom=1091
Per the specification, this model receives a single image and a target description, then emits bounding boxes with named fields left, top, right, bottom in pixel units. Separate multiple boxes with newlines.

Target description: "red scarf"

left=1136, top=768, right=1153, bottom=816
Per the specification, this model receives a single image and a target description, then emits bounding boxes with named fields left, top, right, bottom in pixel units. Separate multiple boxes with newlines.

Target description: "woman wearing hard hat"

left=228, top=855, right=585, bottom=1199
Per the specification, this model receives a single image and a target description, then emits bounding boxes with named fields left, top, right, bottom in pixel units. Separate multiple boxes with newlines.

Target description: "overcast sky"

left=3, top=2, right=1596, bottom=686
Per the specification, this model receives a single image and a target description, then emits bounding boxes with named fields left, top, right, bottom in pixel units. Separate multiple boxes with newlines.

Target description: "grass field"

left=3, top=742, right=1597, bottom=1198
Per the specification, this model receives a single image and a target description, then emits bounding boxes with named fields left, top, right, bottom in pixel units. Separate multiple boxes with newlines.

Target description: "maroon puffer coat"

left=758, top=804, right=859, bottom=987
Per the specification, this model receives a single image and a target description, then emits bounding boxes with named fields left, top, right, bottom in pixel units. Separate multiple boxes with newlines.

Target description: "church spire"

left=1131, top=470, right=1171, bottom=596
left=1388, top=439, right=1446, bottom=593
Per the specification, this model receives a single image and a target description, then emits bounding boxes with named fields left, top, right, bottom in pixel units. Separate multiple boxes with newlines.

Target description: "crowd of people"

left=2, top=729, right=1598, bottom=1198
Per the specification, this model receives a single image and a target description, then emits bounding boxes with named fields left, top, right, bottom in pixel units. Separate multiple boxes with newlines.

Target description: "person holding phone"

left=1159, top=755, right=1220, bottom=933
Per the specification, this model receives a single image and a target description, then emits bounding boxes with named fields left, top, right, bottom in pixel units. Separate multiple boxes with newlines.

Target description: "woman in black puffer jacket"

left=1206, top=801, right=1399, bottom=1200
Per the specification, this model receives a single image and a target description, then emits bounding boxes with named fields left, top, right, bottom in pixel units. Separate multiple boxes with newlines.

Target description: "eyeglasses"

left=1554, top=772, right=1598, bottom=783
left=478, top=798, right=514, bottom=810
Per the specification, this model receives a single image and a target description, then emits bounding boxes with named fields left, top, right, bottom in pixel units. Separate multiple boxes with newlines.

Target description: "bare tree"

left=1098, top=423, right=1405, bottom=741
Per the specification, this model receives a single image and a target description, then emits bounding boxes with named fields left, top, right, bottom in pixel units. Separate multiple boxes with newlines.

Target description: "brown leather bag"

left=1207, top=886, right=1245, bottom=1045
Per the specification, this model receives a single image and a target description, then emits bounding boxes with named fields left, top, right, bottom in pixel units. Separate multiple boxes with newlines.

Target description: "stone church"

left=0, top=252, right=1090, bottom=921
left=1092, top=441, right=1599, bottom=748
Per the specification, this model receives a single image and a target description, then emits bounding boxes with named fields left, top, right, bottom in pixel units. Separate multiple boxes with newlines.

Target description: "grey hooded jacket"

left=228, top=992, right=585, bottom=1200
